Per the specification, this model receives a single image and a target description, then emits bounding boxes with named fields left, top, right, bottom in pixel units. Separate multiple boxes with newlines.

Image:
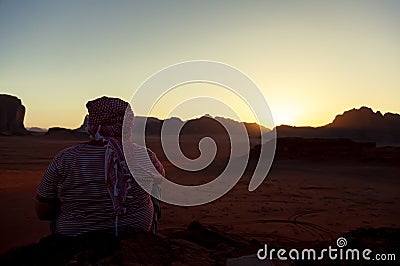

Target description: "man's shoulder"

left=55, top=142, right=101, bottom=158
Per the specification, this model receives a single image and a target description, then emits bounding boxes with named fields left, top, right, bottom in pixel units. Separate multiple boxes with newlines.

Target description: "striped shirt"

left=36, top=140, right=164, bottom=236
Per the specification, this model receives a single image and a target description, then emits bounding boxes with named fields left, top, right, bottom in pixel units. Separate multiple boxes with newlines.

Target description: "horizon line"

left=25, top=106, right=399, bottom=131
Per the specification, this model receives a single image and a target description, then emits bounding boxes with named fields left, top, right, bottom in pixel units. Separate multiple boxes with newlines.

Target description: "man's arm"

left=36, top=153, right=62, bottom=221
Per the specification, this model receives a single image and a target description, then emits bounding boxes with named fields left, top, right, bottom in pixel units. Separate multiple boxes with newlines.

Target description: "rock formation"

left=0, top=94, right=28, bottom=135
left=0, top=222, right=263, bottom=265
left=275, top=107, right=400, bottom=146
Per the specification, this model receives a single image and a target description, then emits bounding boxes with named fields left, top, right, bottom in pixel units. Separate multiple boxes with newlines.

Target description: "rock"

left=2, top=221, right=397, bottom=265
left=0, top=94, right=28, bottom=135
left=328, top=106, right=400, bottom=130
left=0, top=222, right=262, bottom=266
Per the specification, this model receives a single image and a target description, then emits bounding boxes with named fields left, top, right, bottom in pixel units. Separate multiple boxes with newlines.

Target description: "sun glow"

left=271, top=104, right=298, bottom=126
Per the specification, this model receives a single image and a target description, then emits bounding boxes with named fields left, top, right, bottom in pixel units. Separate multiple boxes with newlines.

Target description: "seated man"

left=35, top=96, right=164, bottom=236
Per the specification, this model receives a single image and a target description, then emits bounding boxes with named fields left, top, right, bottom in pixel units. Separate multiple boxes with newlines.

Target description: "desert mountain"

left=0, top=94, right=28, bottom=135
left=136, top=115, right=269, bottom=138
left=73, top=107, right=400, bottom=146
left=5, top=96, right=398, bottom=146
left=75, top=114, right=269, bottom=138
left=327, top=106, right=400, bottom=130
left=276, top=107, right=400, bottom=146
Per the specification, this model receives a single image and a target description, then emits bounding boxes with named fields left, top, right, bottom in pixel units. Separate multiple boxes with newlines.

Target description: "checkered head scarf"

left=86, top=96, right=135, bottom=235
left=86, top=96, right=134, bottom=139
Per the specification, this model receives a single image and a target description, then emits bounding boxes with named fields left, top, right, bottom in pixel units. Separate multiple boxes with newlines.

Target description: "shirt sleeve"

left=36, top=153, right=62, bottom=202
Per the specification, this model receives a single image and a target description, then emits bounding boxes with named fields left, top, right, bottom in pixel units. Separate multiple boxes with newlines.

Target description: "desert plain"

left=0, top=133, right=399, bottom=255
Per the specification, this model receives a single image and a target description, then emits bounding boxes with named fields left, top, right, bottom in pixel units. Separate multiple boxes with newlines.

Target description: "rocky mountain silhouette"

left=4, top=95, right=398, bottom=146
left=75, top=114, right=270, bottom=139
left=276, top=107, right=400, bottom=146
left=326, top=106, right=400, bottom=130
left=0, top=94, right=28, bottom=135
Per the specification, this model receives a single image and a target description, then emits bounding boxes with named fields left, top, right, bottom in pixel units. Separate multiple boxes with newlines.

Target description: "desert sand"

left=0, top=133, right=399, bottom=256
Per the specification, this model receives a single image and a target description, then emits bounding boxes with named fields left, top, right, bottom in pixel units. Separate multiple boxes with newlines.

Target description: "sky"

left=1, top=0, right=399, bottom=129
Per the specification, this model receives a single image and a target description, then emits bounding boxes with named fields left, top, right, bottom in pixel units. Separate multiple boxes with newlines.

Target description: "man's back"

left=36, top=141, right=154, bottom=236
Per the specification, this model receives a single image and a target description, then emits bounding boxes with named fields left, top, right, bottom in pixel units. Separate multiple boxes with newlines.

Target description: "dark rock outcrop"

left=0, top=222, right=262, bottom=266
left=1, top=222, right=398, bottom=265
left=0, top=94, right=28, bottom=135
left=327, top=106, right=400, bottom=130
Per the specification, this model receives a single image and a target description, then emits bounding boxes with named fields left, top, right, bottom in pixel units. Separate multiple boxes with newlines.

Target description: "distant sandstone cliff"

left=0, top=94, right=28, bottom=135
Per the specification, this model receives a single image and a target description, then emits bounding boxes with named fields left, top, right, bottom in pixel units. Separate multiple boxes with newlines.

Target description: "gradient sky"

left=1, top=0, right=399, bottom=129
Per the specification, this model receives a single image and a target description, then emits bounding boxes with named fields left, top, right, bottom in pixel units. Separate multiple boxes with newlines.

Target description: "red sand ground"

left=0, top=135, right=399, bottom=254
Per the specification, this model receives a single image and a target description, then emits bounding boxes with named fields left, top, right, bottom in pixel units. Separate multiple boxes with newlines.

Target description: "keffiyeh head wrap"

left=86, top=96, right=134, bottom=235
left=86, top=96, right=134, bottom=139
